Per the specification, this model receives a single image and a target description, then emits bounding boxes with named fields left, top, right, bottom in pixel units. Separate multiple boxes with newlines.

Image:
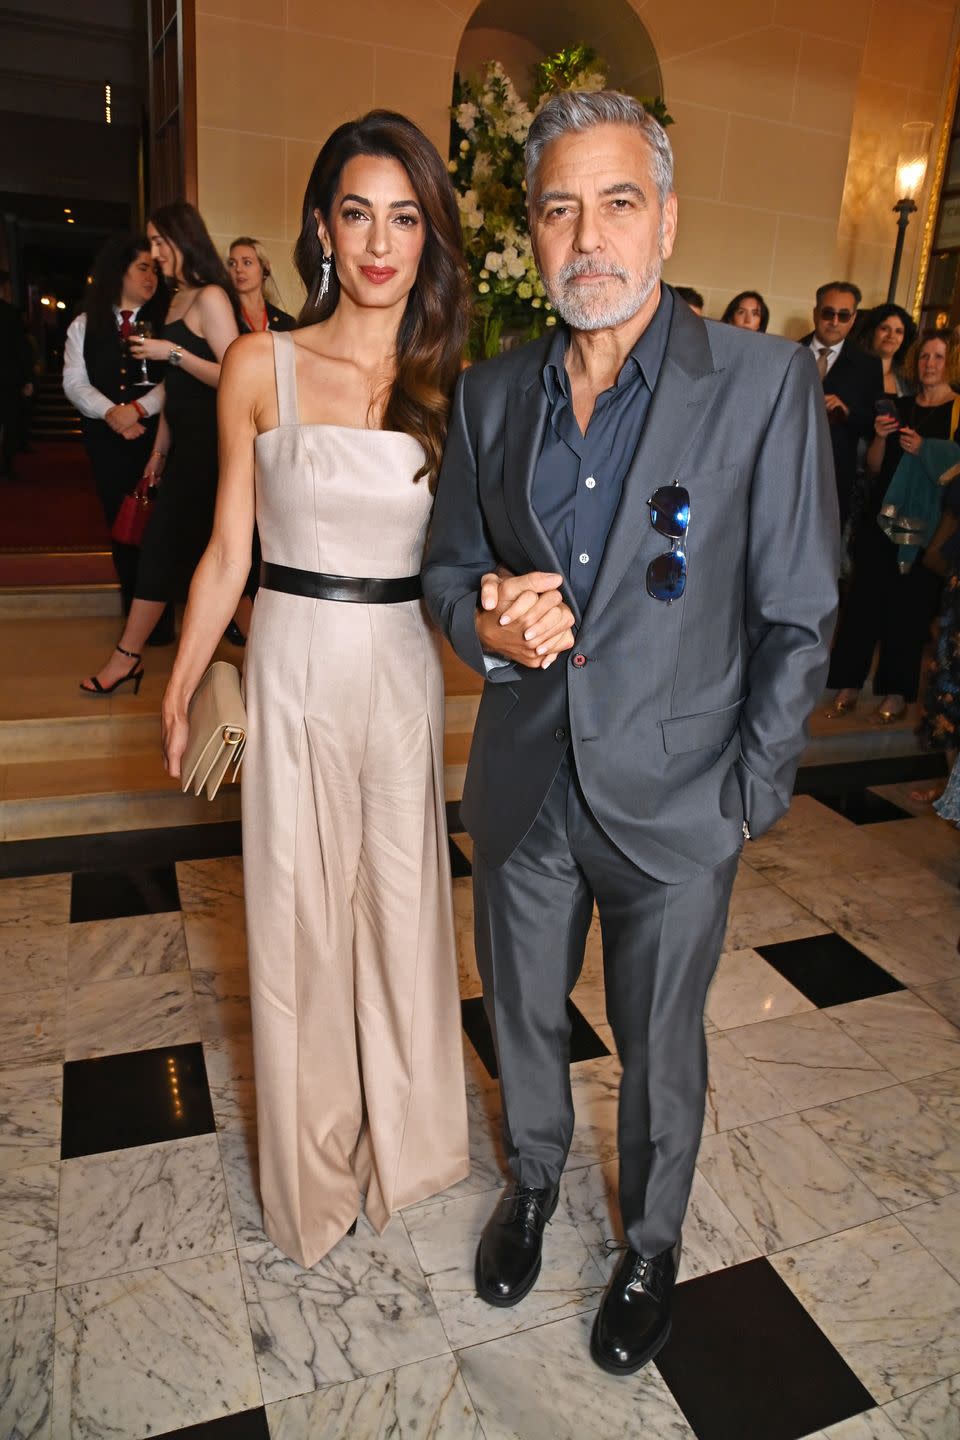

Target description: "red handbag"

left=111, top=483, right=155, bottom=547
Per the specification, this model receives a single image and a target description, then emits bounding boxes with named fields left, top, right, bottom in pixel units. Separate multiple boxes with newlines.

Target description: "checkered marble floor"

left=2, top=769, right=960, bottom=1440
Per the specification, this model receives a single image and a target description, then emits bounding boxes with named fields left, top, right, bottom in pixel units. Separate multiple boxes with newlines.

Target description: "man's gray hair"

left=525, top=90, right=674, bottom=208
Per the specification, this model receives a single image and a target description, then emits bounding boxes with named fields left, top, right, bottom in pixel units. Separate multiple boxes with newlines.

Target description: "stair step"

left=0, top=585, right=121, bottom=619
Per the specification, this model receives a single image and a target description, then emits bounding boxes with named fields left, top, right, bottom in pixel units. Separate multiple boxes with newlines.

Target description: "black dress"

left=135, top=319, right=219, bottom=604
left=827, top=395, right=957, bottom=702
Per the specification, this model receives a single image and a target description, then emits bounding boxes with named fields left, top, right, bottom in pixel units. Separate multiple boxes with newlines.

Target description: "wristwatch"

left=168, top=345, right=183, bottom=367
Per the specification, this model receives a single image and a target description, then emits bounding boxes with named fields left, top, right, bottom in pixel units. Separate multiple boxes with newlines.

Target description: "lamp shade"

left=895, top=121, right=933, bottom=202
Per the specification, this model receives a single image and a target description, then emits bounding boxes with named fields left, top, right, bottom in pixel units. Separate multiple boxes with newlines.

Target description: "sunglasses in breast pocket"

left=646, top=483, right=690, bottom=603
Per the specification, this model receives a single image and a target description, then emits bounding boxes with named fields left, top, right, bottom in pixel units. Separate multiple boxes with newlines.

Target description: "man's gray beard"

left=545, top=256, right=662, bottom=331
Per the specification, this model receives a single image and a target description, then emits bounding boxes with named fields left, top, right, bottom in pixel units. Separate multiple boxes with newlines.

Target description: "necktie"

left=815, top=345, right=830, bottom=380
left=119, top=309, right=134, bottom=339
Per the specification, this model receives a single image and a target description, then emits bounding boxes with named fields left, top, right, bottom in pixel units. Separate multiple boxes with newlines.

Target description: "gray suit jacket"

left=423, top=297, right=840, bottom=882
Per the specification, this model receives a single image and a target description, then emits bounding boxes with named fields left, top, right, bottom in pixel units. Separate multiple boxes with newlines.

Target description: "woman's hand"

left=129, top=336, right=175, bottom=362
left=874, top=413, right=900, bottom=439
left=105, top=402, right=142, bottom=435
left=899, top=426, right=923, bottom=455
left=161, top=694, right=190, bottom=779
left=140, top=450, right=166, bottom=486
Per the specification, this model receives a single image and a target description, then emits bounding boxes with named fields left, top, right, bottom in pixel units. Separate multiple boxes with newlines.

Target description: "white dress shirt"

left=808, top=336, right=844, bottom=376
left=63, top=308, right=164, bottom=420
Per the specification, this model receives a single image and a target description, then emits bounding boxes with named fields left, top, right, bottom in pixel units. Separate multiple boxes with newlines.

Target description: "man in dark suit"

left=423, top=90, right=838, bottom=1376
left=800, top=281, right=883, bottom=528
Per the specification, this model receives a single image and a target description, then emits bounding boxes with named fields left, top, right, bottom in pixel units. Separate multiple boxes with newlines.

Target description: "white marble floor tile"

left=175, top=856, right=245, bottom=912
left=66, top=913, right=188, bottom=985
left=403, top=1180, right=605, bottom=1351
left=58, top=1134, right=234, bottom=1286
left=192, top=964, right=253, bottom=1045
left=724, top=1011, right=895, bottom=1109
left=570, top=975, right=609, bottom=1029
left=455, top=1308, right=695, bottom=1440
left=897, top=1191, right=960, bottom=1285
left=203, top=1032, right=257, bottom=1132
left=723, top=876, right=829, bottom=951
left=566, top=1055, right=622, bottom=1171
left=871, top=814, right=960, bottom=887
left=64, top=970, right=199, bottom=1061
left=0, top=1288, right=54, bottom=1440
left=0, top=928, right=67, bottom=997
left=0, top=1065, right=62, bottom=1174
left=815, top=1411, right=905, bottom=1439
left=771, top=1216, right=960, bottom=1404
left=882, top=1373, right=960, bottom=1438
left=703, top=1032, right=797, bottom=1135
left=239, top=1221, right=450, bottom=1404
left=707, top=947, right=815, bottom=1030
left=825, top=992, right=960, bottom=1082
left=697, top=1112, right=886, bottom=1254
left=0, top=1162, right=58, bottom=1300
left=218, top=1125, right=265, bottom=1247
left=0, top=875, right=70, bottom=930
left=453, top=879, right=481, bottom=1000
left=0, top=989, right=64, bottom=1072
left=804, top=1083, right=960, bottom=1211
left=907, top=1068, right=960, bottom=1133
left=182, top=909, right=249, bottom=974
left=560, top=1158, right=758, bottom=1283
left=265, top=1353, right=481, bottom=1439
left=917, top=978, right=960, bottom=1030
left=52, top=1250, right=261, bottom=1440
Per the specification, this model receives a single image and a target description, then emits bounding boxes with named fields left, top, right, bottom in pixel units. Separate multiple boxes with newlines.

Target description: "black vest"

left=82, top=321, right=164, bottom=410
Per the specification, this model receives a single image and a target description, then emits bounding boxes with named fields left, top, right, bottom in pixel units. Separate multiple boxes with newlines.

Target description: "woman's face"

left=873, top=316, right=905, bottom=359
left=228, top=245, right=264, bottom=296
left=122, top=251, right=158, bottom=308
left=147, top=222, right=181, bottom=282
left=918, top=339, right=948, bottom=388
left=318, top=153, right=427, bottom=314
left=731, top=297, right=762, bottom=330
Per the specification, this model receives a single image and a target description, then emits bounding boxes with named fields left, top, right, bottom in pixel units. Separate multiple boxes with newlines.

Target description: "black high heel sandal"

left=80, top=643, right=144, bottom=696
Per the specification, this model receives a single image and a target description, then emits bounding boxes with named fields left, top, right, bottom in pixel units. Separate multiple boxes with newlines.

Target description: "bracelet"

left=150, top=449, right=167, bottom=460
left=132, top=400, right=147, bottom=419
left=168, top=345, right=183, bottom=367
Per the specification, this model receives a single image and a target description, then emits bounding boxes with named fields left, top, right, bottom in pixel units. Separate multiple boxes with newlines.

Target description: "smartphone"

left=874, top=398, right=898, bottom=420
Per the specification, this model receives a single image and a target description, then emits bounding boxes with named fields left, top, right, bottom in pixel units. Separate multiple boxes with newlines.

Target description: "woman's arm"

left=161, top=338, right=262, bottom=774
left=142, top=411, right=172, bottom=485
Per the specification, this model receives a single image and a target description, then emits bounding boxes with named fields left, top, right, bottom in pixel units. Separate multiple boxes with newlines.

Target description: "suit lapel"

left=502, top=340, right=582, bottom=623
left=582, top=301, right=723, bottom=632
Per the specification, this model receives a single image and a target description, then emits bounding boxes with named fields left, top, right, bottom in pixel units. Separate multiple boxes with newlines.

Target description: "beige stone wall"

left=195, top=0, right=959, bottom=337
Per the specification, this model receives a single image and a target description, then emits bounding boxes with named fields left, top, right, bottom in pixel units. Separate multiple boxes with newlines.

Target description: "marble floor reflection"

left=1, top=784, right=960, bottom=1440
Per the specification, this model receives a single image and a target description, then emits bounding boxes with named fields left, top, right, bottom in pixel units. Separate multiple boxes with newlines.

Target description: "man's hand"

left=824, top=393, right=849, bottom=418
left=475, top=570, right=575, bottom=669
left=105, top=403, right=142, bottom=435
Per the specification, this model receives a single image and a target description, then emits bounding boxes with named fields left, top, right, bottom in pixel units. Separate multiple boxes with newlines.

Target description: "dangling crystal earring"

left=319, top=253, right=332, bottom=301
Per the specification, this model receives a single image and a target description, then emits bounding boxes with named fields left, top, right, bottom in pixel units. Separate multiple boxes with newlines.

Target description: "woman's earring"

left=319, top=253, right=332, bottom=301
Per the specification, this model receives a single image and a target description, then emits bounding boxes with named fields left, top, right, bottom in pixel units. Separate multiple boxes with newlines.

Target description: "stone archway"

left=455, top=0, right=662, bottom=104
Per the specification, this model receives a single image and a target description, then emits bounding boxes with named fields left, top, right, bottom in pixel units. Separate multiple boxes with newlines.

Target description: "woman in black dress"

left=826, top=328, right=960, bottom=723
left=80, top=203, right=240, bottom=694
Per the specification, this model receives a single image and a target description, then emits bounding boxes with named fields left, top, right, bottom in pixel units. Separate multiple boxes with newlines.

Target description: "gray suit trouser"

left=472, top=755, right=738, bottom=1258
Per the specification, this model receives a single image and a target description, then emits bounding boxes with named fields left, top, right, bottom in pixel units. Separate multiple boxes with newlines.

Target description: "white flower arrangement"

left=450, top=46, right=672, bottom=357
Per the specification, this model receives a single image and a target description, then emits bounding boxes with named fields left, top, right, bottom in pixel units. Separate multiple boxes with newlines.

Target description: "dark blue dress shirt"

left=533, top=287, right=673, bottom=611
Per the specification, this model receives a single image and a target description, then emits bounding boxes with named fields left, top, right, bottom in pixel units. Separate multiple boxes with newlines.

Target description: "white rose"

left=517, top=282, right=533, bottom=299
left=506, top=256, right=526, bottom=279
left=485, top=252, right=503, bottom=272
left=478, top=282, right=490, bottom=294
left=531, top=298, right=542, bottom=308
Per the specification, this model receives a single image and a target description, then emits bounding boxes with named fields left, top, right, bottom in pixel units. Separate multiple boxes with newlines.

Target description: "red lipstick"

left=360, top=266, right=397, bottom=284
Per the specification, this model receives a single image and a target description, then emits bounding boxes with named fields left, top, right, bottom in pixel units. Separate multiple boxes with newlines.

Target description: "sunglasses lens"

left=648, top=486, right=691, bottom=539
left=646, top=550, right=686, bottom=602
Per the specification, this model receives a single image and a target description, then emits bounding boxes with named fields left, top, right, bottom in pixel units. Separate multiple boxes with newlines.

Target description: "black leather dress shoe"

left=590, top=1237, right=681, bottom=1375
left=475, top=1182, right=559, bottom=1307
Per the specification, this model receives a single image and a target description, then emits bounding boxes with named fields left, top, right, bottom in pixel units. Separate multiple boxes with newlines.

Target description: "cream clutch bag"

left=181, top=661, right=247, bottom=801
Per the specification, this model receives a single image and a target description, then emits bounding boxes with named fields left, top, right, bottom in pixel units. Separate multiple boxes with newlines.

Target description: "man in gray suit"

left=422, top=91, right=839, bottom=1374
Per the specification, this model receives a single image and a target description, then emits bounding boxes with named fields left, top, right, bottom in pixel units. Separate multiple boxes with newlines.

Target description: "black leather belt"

left=261, top=562, right=422, bottom=604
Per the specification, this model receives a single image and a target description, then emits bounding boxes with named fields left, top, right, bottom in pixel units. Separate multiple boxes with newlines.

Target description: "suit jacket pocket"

left=477, top=681, right=520, bottom=727
left=659, top=697, right=746, bottom=754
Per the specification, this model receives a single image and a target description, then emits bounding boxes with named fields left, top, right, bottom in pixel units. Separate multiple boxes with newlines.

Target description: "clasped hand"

left=104, top=402, right=145, bottom=441
left=475, top=570, right=575, bottom=670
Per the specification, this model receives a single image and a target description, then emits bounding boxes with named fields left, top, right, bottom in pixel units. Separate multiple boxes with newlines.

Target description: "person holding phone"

left=826, top=329, right=960, bottom=722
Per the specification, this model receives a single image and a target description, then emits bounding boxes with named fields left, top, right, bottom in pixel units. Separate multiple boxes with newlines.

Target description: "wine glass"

left=132, top=320, right=153, bottom=387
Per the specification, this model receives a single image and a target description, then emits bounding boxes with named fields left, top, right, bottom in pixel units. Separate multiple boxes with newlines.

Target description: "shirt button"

left=585, top=476, right=596, bottom=489
left=554, top=727, right=567, bottom=742
left=572, top=652, right=587, bottom=668
left=578, top=552, right=590, bottom=565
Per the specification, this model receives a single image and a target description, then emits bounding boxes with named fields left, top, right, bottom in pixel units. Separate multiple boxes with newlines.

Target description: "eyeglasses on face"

left=646, top=483, right=690, bottom=603
left=819, top=306, right=855, bottom=323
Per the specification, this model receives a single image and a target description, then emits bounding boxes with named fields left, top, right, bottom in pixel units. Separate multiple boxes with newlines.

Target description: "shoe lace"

left=506, top=1187, right=554, bottom=1227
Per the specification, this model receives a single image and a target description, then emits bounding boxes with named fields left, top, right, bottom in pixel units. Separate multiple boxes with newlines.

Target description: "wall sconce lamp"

left=887, top=121, right=933, bottom=302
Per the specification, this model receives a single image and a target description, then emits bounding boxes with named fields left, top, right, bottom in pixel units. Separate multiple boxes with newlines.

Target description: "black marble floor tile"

left=657, top=1257, right=875, bottom=1440
left=794, top=751, right=946, bottom=797
left=461, top=996, right=609, bottom=1079
left=153, top=1411, right=270, bottom=1440
left=70, top=864, right=181, bottom=921
left=449, top=837, right=472, bottom=878
left=61, top=1043, right=216, bottom=1159
left=446, top=799, right=465, bottom=835
left=756, top=932, right=904, bottom=1008
left=806, top=787, right=914, bottom=824
left=0, top=821, right=242, bottom=881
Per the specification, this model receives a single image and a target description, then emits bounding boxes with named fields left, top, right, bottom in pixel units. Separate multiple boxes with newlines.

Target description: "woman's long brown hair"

left=294, top=110, right=470, bottom=486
